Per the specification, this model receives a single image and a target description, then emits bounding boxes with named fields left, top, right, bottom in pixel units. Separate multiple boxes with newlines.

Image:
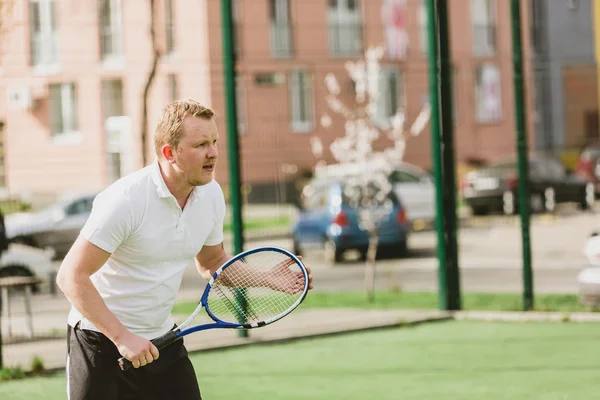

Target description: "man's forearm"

left=57, top=273, right=126, bottom=343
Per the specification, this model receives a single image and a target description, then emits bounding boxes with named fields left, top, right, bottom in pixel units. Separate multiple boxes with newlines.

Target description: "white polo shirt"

left=67, top=159, right=226, bottom=339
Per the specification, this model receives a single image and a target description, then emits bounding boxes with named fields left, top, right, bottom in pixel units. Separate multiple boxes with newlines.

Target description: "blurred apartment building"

left=530, top=0, right=598, bottom=160
left=0, top=0, right=536, bottom=204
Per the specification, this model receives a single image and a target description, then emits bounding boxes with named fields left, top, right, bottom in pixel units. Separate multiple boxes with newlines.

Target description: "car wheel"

left=502, top=191, right=516, bottom=215
left=580, top=183, right=596, bottom=211
left=12, top=236, right=37, bottom=248
left=324, top=239, right=343, bottom=265
left=544, top=187, right=556, bottom=213
left=292, top=240, right=303, bottom=257
left=471, top=205, right=489, bottom=216
left=530, top=193, right=544, bottom=214
left=391, top=240, right=408, bottom=258
left=0, top=264, right=38, bottom=292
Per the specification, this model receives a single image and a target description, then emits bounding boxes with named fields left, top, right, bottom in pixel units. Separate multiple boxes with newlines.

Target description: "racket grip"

left=118, top=331, right=180, bottom=371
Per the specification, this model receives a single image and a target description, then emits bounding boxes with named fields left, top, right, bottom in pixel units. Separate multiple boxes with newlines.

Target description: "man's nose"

left=208, top=144, right=218, bottom=158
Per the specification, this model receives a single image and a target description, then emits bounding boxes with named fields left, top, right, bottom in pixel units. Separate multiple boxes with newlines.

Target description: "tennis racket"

left=118, top=246, right=309, bottom=371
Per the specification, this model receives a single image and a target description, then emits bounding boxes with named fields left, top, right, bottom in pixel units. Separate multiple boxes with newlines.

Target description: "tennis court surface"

left=1, top=320, right=598, bottom=400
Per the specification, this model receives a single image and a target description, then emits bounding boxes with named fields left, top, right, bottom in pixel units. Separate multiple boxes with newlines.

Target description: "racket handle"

left=118, top=331, right=180, bottom=371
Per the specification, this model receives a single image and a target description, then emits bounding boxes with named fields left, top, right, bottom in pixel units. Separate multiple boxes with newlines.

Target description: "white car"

left=313, top=161, right=436, bottom=229
left=0, top=243, right=56, bottom=288
left=388, top=163, right=436, bottom=227
left=4, top=192, right=97, bottom=259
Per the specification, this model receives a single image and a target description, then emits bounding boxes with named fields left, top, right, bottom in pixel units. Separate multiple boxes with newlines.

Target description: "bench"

left=0, top=276, right=42, bottom=339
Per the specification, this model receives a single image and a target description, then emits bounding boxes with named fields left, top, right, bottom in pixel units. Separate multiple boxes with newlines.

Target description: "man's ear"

left=161, top=144, right=177, bottom=164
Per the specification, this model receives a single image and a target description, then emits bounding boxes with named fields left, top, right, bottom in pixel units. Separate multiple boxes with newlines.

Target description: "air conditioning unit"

left=6, top=85, right=33, bottom=111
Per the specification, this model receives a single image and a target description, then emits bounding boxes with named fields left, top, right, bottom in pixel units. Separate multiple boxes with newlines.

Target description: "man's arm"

left=195, top=242, right=231, bottom=280
left=56, top=236, right=159, bottom=368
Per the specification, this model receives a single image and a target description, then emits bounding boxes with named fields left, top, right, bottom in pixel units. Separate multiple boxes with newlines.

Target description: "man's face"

left=174, top=116, right=219, bottom=186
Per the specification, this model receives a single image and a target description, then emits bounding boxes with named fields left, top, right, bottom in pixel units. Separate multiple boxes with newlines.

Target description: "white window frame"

left=30, top=0, right=59, bottom=71
left=327, top=0, right=362, bottom=57
left=100, top=0, right=124, bottom=65
left=289, top=69, right=314, bottom=133
left=470, top=0, right=497, bottom=57
left=49, top=83, right=80, bottom=142
left=374, top=66, right=404, bottom=128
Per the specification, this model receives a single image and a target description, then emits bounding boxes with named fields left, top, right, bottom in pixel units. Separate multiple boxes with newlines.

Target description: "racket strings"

left=207, top=250, right=306, bottom=324
left=212, top=285, right=261, bottom=323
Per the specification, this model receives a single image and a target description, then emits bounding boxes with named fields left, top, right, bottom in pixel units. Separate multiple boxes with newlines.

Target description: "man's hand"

left=266, top=256, right=313, bottom=294
left=114, top=330, right=159, bottom=369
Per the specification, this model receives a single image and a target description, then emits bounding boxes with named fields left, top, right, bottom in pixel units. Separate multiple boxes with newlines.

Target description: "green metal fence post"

left=220, top=0, right=247, bottom=336
left=510, top=0, right=534, bottom=311
left=426, top=0, right=461, bottom=311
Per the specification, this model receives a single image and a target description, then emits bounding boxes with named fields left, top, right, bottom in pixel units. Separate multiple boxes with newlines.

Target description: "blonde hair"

left=154, top=99, right=215, bottom=155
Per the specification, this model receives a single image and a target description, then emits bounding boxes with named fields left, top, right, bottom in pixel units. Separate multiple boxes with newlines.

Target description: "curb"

left=185, top=314, right=454, bottom=356
left=452, top=310, right=600, bottom=323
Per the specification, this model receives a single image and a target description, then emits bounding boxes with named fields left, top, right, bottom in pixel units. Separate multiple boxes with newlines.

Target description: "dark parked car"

left=292, top=176, right=410, bottom=264
left=461, top=157, right=595, bottom=215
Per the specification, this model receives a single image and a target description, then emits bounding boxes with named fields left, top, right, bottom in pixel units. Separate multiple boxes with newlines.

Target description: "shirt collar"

left=150, top=158, right=205, bottom=199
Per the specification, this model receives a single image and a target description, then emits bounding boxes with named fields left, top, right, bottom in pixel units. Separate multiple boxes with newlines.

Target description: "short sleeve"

left=204, top=183, right=226, bottom=246
left=80, top=191, right=134, bottom=253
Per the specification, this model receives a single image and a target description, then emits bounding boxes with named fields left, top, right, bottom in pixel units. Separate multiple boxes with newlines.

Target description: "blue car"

left=292, top=177, right=410, bottom=264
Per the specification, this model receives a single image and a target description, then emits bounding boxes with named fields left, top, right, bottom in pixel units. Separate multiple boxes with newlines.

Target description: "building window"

left=419, top=0, right=428, bottom=55
left=470, top=0, right=496, bottom=57
left=374, top=67, right=404, bottom=128
left=231, top=0, right=243, bottom=58
left=49, top=83, right=79, bottom=136
left=99, top=0, right=123, bottom=60
left=29, top=0, right=58, bottom=67
left=236, top=75, right=247, bottom=134
left=289, top=70, right=314, bottom=132
left=452, top=66, right=459, bottom=122
left=0, top=121, right=6, bottom=190
left=101, top=79, right=124, bottom=119
left=328, top=0, right=362, bottom=57
left=165, top=0, right=175, bottom=54
left=167, top=74, right=178, bottom=101
left=475, top=64, right=502, bottom=123
left=101, top=79, right=124, bottom=182
left=269, top=0, right=293, bottom=58
left=530, top=0, right=545, bottom=54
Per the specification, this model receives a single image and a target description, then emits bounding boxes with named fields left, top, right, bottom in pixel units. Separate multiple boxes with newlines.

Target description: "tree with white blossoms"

left=310, top=45, right=431, bottom=301
left=0, top=0, right=15, bottom=63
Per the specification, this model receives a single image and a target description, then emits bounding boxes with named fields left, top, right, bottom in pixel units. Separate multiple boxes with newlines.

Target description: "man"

left=56, top=99, right=313, bottom=400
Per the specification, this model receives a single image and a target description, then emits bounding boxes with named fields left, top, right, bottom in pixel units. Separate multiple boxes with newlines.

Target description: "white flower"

left=325, top=73, right=341, bottom=95
left=321, top=114, right=332, bottom=128
left=310, top=137, right=324, bottom=158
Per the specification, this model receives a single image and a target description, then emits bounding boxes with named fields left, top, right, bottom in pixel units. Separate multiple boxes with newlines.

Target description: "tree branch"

left=141, top=0, right=162, bottom=166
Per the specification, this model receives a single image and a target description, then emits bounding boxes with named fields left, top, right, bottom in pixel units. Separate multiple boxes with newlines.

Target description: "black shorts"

left=66, top=323, right=202, bottom=400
